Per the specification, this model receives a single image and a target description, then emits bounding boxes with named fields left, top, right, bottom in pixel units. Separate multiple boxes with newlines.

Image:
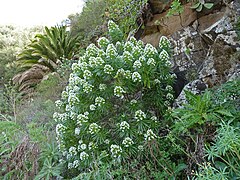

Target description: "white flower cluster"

left=89, top=57, right=104, bottom=67
left=134, top=110, right=146, bottom=121
left=108, top=20, right=122, bottom=35
left=86, top=43, right=98, bottom=57
left=72, top=86, right=80, bottom=93
left=82, top=82, right=93, bottom=94
left=123, top=51, right=133, bottom=63
left=89, top=123, right=101, bottom=134
left=106, top=44, right=118, bottom=59
left=132, top=72, right=141, bottom=83
left=68, top=93, right=79, bottom=106
left=80, top=151, right=89, bottom=160
left=114, top=86, right=125, bottom=98
left=122, top=137, right=134, bottom=147
left=65, top=104, right=74, bottom=112
left=78, top=62, right=89, bottom=71
left=104, top=139, right=110, bottom=144
left=130, top=36, right=137, bottom=44
left=75, top=127, right=80, bottom=135
left=119, top=121, right=130, bottom=132
left=73, top=160, right=80, bottom=168
left=61, top=91, right=68, bottom=100
left=83, top=70, right=92, bottom=80
left=132, top=46, right=141, bottom=58
left=139, top=56, right=145, bottom=62
left=95, top=96, right=105, bottom=107
left=97, top=37, right=110, bottom=49
left=68, top=162, right=73, bottom=169
left=54, top=112, right=68, bottom=122
left=150, top=116, right=158, bottom=123
left=98, top=49, right=106, bottom=59
left=55, top=100, right=63, bottom=109
left=68, top=74, right=81, bottom=86
left=56, top=124, right=66, bottom=135
left=133, top=60, right=142, bottom=69
left=77, top=140, right=84, bottom=150
left=88, top=142, right=97, bottom=150
left=124, top=70, right=132, bottom=79
left=89, top=104, right=96, bottom=111
left=104, top=64, right=114, bottom=74
left=116, top=41, right=123, bottom=51
left=124, top=41, right=134, bottom=52
left=78, top=143, right=87, bottom=151
left=159, top=36, right=171, bottom=49
left=136, top=40, right=144, bottom=49
left=72, top=63, right=81, bottom=72
left=130, top=99, right=137, bottom=105
left=77, top=112, right=89, bottom=125
left=69, top=146, right=77, bottom=156
left=115, top=68, right=125, bottom=77
left=99, top=84, right=107, bottom=91
left=53, top=112, right=59, bottom=121
left=144, top=44, right=158, bottom=58
left=144, top=129, right=157, bottom=141
left=164, top=100, right=170, bottom=107
left=166, top=85, right=173, bottom=91
left=159, top=50, right=170, bottom=62
left=166, top=93, right=174, bottom=100
left=147, top=58, right=156, bottom=66
left=110, top=144, right=122, bottom=158
left=70, top=112, right=77, bottom=120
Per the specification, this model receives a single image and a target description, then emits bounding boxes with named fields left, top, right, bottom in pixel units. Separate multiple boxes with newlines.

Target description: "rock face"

left=138, top=0, right=240, bottom=106
left=148, top=0, right=172, bottom=14
left=12, top=64, right=50, bottom=95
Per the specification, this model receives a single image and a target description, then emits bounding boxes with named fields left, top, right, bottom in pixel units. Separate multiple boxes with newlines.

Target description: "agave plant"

left=16, top=25, right=80, bottom=72
left=14, top=26, right=80, bottom=93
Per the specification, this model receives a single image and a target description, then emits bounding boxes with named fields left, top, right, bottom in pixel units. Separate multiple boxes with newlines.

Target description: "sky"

left=0, top=0, right=85, bottom=27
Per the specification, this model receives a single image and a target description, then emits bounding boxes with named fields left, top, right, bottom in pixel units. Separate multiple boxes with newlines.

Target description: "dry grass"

left=0, top=135, right=40, bottom=179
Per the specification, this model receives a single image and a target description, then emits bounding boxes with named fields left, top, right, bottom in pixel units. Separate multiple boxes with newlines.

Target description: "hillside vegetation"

left=0, top=0, right=239, bottom=179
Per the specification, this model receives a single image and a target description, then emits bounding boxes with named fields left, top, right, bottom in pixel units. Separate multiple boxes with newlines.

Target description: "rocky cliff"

left=138, top=0, right=240, bottom=106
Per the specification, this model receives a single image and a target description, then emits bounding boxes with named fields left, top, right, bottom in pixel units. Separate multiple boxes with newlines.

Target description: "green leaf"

left=147, top=79, right=151, bottom=89
left=196, top=4, right=203, bottom=12
left=215, top=161, right=227, bottom=171
left=0, top=148, right=11, bottom=156
left=181, top=113, right=195, bottom=120
left=191, top=2, right=200, bottom=9
left=174, top=163, right=187, bottom=173
left=204, top=3, right=214, bottom=9
left=215, top=110, right=234, bottom=117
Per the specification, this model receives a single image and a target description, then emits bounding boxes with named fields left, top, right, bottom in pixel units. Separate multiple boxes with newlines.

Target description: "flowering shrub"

left=54, top=21, right=175, bottom=174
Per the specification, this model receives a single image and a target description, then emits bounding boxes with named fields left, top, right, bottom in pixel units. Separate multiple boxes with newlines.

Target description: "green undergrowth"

left=0, top=71, right=69, bottom=179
